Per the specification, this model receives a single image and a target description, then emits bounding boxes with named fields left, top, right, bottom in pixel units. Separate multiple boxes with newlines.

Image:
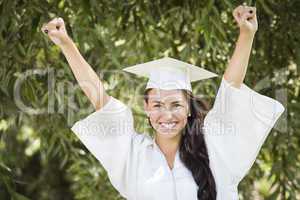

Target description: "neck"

left=155, top=133, right=181, bottom=156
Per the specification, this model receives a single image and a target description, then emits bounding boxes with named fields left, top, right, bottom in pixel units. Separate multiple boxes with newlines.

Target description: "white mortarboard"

left=122, top=57, right=218, bottom=92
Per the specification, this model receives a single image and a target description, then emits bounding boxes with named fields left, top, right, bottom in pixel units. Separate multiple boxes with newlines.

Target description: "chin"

left=156, top=127, right=181, bottom=138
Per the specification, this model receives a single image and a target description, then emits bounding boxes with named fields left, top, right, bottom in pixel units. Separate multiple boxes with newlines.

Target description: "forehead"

left=146, top=88, right=186, bottom=102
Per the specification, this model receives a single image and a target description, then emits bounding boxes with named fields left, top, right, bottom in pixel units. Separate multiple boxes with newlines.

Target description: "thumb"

left=48, top=30, right=62, bottom=45
left=48, top=29, right=61, bottom=38
left=241, top=12, right=254, bottom=23
left=56, top=17, right=66, bottom=32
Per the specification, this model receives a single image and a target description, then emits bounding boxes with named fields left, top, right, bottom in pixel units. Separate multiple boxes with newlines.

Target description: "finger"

left=47, top=17, right=65, bottom=32
left=49, top=17, right=59, bottom=25
left=233, top=7, right=241, bottom=20
left=243, top=5, right=251, bottom=16
left=48, top=29, right=61, bottom=38
left=233, top=8, right=239, bottom=18
left=250, top=7, right=256, bottom=14
left=41, top=23, right=49, bottom=35
left=241, top=13, right=253, bottom=22
left=233, top=12, right=241, bottom=24
left=233, top=5, right=244, bottom=17
left=56, top=17, right=65, bottom=31
left=233, top=8, right=245, bottom=24
left=42, top=29, right=49, bottom=35
left=242, top=8, right=256, bottom=19
left=238, top=6, right=254, bottom=18
left=49, top=36, right=62, bottom=45
left=48, top=30, right=62, bottom=44
left=47, top=18, right=61, bottom=30
left=239, top=5, right=247, bottom=18
left=57, top=17, right=65, bottom=26
left=45, top=23, right=57, bottom=32
left=243, top=6, right=256, bottom=15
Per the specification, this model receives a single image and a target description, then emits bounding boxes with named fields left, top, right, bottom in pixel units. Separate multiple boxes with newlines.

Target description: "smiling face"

left=144, top=88, right=190, bottom=139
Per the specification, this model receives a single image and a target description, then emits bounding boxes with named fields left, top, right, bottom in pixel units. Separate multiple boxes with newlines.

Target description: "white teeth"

left=160, top=122, right=176, bottom=129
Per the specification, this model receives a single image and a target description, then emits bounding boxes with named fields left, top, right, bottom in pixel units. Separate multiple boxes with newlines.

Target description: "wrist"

left=60, top=37, right=76, bottom=53
left=239, top=30, right=256, bottom=39
left=238, top=32, right=255, bottom=45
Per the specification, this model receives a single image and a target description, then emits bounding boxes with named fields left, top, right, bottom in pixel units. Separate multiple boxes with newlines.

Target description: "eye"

left=154, top=104, right=161, bottom=107
left=174, top=104, right=182, bottom=107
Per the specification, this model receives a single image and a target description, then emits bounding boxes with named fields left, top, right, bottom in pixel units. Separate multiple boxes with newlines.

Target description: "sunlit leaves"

left=0, top=0, right=299, bottom=199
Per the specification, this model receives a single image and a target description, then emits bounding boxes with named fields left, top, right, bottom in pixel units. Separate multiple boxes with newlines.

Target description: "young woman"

left=42, top=5, right=285, bottom=200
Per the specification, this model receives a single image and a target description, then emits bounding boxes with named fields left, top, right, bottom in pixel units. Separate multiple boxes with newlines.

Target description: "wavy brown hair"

left=144, top=88, right=217, bottom=200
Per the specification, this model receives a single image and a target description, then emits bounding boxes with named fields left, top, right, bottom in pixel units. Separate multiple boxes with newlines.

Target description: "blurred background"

left=0, top=0, right=299, bottom=199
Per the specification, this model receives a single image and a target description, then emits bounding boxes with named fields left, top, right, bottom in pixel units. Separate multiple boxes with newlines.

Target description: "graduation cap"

left=122, top=57, right=218, bottom=92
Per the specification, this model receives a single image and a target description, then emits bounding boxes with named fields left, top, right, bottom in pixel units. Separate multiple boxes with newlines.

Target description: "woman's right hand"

left=41, top=17, right=71, bottom=48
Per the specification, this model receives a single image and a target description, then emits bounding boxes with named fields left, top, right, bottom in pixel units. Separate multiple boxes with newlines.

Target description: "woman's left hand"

left=233, top=5, right=258, bottom=36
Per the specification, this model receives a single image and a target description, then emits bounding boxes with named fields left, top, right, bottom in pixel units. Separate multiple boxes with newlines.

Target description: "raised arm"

left=224, top=5, right=258, bottom=88
left=41, top=17, right=110, bottom=110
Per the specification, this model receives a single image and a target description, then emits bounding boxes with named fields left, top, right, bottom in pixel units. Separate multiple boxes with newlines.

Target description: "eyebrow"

left=151, top=100, right=183, bottom=104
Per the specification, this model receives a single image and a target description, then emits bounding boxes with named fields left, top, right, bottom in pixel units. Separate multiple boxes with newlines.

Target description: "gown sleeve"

left=204, top=75, right=285, bottom=184
left=70, top=96, right=137, bottom=197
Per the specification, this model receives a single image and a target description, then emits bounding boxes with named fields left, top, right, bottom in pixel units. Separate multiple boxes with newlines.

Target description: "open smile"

left=158, top=121, right=178, bottom=129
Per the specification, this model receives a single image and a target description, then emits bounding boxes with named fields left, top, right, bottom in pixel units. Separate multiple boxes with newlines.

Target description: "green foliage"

left=0, top=0, right=299, bottom=199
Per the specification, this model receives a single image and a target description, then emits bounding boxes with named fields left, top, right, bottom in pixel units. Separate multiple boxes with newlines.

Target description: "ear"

left=187, top=104, right=192, bottom=117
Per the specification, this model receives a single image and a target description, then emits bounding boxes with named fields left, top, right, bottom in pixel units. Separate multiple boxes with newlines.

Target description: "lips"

left=159, top=121, right=178, bottom=129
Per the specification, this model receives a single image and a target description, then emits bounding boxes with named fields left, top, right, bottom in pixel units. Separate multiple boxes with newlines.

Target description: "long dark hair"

left=144, top=89, right=217, bottom=200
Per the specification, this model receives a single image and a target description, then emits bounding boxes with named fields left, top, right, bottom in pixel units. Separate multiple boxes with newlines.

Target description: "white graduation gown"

left=71, top=75, right=285, bottom=200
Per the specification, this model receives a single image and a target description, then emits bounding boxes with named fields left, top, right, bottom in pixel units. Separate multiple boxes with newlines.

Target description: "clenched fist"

left=233, top=5, right=258, bottom=35
left=41, top=17, right=71, bottom=47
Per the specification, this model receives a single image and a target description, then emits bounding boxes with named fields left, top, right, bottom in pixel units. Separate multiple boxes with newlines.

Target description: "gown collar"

left=147, top=134, right=184, bottom=170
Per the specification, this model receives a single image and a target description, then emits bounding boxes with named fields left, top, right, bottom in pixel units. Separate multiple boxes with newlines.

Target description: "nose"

left=163, top=110, right=173, bottom=119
